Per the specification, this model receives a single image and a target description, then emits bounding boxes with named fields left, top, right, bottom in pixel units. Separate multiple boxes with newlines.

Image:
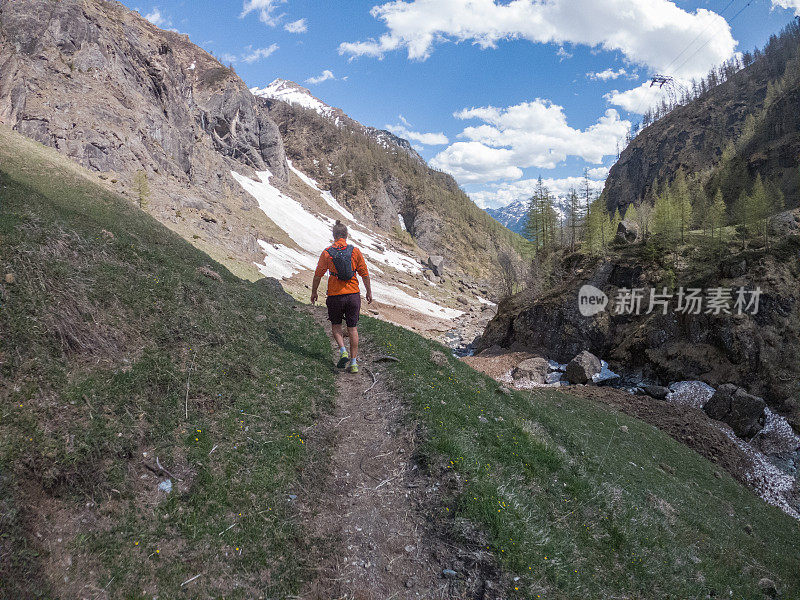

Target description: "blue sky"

left=131, top=0, right=799, bottom=208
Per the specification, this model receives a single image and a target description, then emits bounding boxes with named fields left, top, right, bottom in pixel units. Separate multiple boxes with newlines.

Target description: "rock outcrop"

left=0, top=0, right=289, bottom=272
left=616, top=220, right=640, bottom=244
left=703, top=384, right=767, bottom=439
left=477, top=242, right=800, bottom=426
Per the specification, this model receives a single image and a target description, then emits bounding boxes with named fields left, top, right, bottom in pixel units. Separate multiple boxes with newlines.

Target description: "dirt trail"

left=301, top=307, right=451, bottom=599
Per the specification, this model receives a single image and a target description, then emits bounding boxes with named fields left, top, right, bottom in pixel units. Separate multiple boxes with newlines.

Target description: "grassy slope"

left=3, top=124, right=799, bottom=600
left=361, top=317, right=800, bottom=599
left=0, top=126, right=335, bottom=598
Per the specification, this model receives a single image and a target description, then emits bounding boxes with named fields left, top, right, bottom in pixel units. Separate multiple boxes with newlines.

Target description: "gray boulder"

left=644, top=385, right=670, bottom=400
left=427, top=255, right=445, bottom=277
left=702, top=384, right=766, bottom=439
left=616, top=219, right=640, bottom=244
left=565, top=350, right=602, bottom=384
left=512, top=357, right=550, bottom=385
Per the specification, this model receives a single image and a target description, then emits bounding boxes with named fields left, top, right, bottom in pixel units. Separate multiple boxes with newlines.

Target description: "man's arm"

left=310, top=275, right=322, bottom=304
left=311, top=250, right=329, bottom=304
left=354, top=248, right=372, bottom=304
left=362, top=276, right=373, bottom=304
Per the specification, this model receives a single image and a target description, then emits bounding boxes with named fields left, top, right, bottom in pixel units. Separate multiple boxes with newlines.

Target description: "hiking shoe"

left=347, top=360, right=359, bottom=374
left=336, top=348, right=349, bottom=369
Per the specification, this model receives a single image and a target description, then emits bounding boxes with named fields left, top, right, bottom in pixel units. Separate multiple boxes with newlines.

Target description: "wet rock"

left=565, top=350, right=601, bottom=384
left=545, top=371, right=563, bottom=384
left=592, top=361, right=620, bottom=385
left=616, top=219, right=640, bottom=244
left=703, top=384, right=766, bottom=439
left=442, top=569, right=458, bottom=579
left=512, top=357, right=549, bottom=384
left=644, top=385, right=670, bottom=400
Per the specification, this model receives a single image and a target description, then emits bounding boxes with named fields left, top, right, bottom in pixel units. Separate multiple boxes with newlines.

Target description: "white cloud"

left=223, top=44, right=279, bottom=64
left=241, top=0, right=285, bottom=26
left=338, top=0, right=737, bottom=80
left=385, top=120, right=449, bottom=145
left=604, top=82, right=671, bottom=114
left=144, top=8, right=170, bottom=28
left=305, top=69, right=335, bottom=84
left=470, top=176, right=605, bottom=209
left=429, top=100, right=630, bottom=183
left=772, top=0, right=800, bottom=16
left=588, top=68, right=628, bottom=81
left=587, top=166, right=610, bottom=180
left=284, top=18, right=307, bottom=33
left=242, top=44, right=279, bottom=63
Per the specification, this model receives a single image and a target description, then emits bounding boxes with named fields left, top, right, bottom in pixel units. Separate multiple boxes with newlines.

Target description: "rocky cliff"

left=0, top=0, right=293, bottom=275
left=477, top=227, right=800, bottom=428
left=603, top=20, right=800, bottom=214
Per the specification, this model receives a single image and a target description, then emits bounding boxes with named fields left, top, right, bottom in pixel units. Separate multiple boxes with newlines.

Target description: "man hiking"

left=311, top=220, right=372, bottom=373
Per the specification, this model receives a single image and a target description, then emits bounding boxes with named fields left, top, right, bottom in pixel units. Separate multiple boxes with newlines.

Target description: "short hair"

left=332, top=220, right=348, bottom=240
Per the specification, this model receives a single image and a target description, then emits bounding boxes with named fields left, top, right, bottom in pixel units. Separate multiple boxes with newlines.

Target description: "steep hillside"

left=3, top=123, right=800, bottom=599
left=603, top=19, right=800, bottom=213
left=0, top=124, right=335, bottom=598
left=254, top=80, right=527, bottom=277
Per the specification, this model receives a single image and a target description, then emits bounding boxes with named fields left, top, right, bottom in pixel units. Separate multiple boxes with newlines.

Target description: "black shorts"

left=326, top=292, right=361, bottom=327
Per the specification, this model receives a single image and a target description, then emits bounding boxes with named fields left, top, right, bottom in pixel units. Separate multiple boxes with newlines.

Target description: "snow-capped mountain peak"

left=251, top=78, right=340, bottom=119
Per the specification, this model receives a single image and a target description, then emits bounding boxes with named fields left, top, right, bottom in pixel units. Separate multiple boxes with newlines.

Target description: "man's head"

left=332, top=220, right=348, bottom=241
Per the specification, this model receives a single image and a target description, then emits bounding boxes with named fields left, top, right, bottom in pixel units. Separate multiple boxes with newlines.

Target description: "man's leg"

left=349, top=327, right=359, bottom=360
left=331, top=323, right=345, bottom=349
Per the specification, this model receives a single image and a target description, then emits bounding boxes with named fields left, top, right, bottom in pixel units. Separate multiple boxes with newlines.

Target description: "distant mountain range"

left=484, top=195, right=572, bottom=235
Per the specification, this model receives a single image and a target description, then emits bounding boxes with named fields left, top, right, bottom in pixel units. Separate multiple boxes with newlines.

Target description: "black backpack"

left=327, top=244, right=355, bottom=281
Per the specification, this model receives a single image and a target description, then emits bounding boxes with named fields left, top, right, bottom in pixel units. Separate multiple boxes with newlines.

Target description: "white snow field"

left=231, top=169, right=461, bottom=319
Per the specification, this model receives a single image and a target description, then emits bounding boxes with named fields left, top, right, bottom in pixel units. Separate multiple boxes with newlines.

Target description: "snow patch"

left=398, top=213, right=407, bottom=231
left=287, top=160, right=355, bottom=221
left=255, top=241, right=317, bottom=280
left=233, top=169, right=457, bottom=318
left=666, top=380, right=715, bottom=409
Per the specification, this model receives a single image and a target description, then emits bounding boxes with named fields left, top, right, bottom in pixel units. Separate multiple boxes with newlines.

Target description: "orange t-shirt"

left=315, top=238, right=369, bottom=296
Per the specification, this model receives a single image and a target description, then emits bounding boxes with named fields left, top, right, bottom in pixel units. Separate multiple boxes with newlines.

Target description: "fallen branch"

left=364, top=367, right=378, bottom=395
left=374, top=355, right=399, bottom=363
left=185, top=348, right=197, bottom=419
left=180, top=574, right=202, bottom=587
left=141, top=456, right=182, bottom=481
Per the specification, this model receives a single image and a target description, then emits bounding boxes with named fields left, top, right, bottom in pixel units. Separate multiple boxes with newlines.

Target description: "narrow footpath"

left=301, top=307, right=465, bottom=599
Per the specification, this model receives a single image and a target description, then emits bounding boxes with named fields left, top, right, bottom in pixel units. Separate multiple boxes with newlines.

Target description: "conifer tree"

left=708, top=189, right=726, bottom=243
left=652, top=188, right=677, bottom=246
left=732, top=190, right=753, bottom=248
left=134, top=170, right=150, bottom=210
left=567, top=187, right=581, bottom=250
left=671, top=170, right=693, bottom=243
left=624, top=203, right=638, bottom=226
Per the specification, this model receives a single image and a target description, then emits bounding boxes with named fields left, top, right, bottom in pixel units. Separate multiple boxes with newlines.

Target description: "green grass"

left=0, top=127, right=335, bottom=598
left=360, top=317, right=800, bottom=599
